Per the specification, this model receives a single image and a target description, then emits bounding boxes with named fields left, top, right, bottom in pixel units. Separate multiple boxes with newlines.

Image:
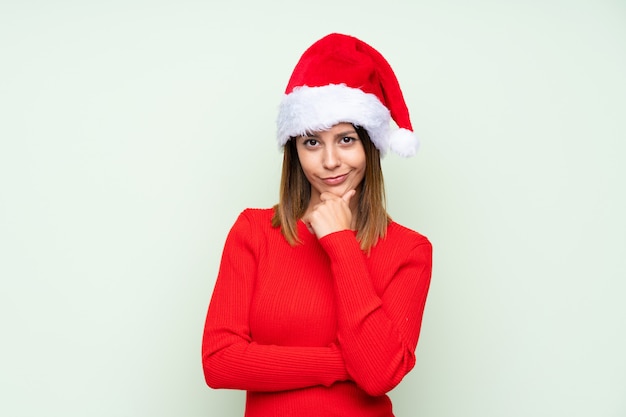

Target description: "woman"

left=202, top=33, right=432, bottom=417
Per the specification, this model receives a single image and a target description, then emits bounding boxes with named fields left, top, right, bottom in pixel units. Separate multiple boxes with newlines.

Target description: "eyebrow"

left=304, top=130, right=357, bottom=139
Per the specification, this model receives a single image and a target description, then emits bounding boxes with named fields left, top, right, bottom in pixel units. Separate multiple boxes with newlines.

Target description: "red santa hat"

left=277, top=33, right=419, bottom=157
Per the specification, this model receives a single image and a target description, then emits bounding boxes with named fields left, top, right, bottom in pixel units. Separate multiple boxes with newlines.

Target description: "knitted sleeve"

left=201, top=210, right=349, bottom=392
left=318, top=229, right=432, bottom=396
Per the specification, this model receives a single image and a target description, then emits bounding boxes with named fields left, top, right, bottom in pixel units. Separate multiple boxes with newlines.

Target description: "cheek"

left=354, top=156, right=367, bottom=183
left=348, top=143, right=366, bottom=170
left=297, top=153, right=317, bottom=179
left=349, top=151, right=366, bottom=172
left=355, top=166, right=366, bottom=184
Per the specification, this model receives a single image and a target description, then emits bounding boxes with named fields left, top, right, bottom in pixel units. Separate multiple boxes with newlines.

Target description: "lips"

left=321, top=173, right=349, bottom=186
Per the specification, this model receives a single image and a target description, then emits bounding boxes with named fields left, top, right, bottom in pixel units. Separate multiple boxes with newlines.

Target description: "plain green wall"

left=1, top=1, right=625, bottom=416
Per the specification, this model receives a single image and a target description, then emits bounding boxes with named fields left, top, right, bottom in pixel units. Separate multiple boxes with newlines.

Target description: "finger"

left=342, top=189, right=356, bottom=203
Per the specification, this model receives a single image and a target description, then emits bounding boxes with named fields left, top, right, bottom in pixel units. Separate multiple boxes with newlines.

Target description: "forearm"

left=202, top=339, right=348, bottom=392
left=333, top=276, right=416, bottom=396
left=320, top=231, right=431, bottom=396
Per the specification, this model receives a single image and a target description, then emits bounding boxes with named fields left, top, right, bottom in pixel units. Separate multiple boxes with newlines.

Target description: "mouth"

left=320, top=173, right=350, bottom=186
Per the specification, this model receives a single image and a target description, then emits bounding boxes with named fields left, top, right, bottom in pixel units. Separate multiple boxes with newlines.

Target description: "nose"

left=322, top=145, right=341, bottom=169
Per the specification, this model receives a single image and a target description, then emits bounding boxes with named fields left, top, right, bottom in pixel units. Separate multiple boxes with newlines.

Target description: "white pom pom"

left=389, top=128, right=420, bottom=157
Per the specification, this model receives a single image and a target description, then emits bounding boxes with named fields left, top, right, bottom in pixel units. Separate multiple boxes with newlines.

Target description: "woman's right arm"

left=201, top=210, right=348, bottom=392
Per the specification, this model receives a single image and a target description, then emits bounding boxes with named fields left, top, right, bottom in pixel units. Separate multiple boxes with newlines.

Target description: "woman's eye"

left=341, top=136, right=356, bottom=144
left=304, top=138, right=318, bottom=147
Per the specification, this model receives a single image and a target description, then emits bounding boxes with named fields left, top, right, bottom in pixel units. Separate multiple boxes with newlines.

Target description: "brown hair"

left=271, top=126, right=389, bottom=252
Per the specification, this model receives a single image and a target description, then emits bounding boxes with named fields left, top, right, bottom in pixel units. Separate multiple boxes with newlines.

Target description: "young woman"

left=202, top=33, right=433, bottom=417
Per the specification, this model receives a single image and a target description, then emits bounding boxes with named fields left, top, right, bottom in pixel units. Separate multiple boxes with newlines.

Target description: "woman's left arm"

left=318, top=230, right=432, bottom=396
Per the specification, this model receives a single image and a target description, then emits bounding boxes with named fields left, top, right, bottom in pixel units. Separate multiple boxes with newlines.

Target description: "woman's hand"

left=303, top=189, right=356, bottom=239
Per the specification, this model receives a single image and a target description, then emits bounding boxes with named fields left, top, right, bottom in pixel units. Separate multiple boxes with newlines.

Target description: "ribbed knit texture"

left=202, top=208, right=432, bottom=417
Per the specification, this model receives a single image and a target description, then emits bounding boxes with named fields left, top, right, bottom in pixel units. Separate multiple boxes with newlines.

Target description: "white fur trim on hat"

left=277, top=84, right=392, bottom=155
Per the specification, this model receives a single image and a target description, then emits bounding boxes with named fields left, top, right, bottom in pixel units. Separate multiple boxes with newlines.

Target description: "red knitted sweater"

left=202, top=208, right=432, bottom=417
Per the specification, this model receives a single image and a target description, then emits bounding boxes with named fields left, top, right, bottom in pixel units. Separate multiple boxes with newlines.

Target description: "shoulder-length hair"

left=271, top=126, right=389, bottom=252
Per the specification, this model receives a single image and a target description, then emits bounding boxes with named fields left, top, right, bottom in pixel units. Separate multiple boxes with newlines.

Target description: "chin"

left=329, top=185, right=352, bottom=197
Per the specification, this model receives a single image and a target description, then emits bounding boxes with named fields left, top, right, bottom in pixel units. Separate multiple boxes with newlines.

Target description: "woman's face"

left=295, top=122, right=366, bottom=206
